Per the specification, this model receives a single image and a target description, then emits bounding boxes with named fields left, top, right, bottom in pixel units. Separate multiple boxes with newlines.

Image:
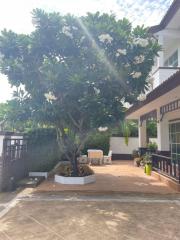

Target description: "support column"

left=157, top=110, right=170, bottom=153
left=138, top=119, right=147, bottom=148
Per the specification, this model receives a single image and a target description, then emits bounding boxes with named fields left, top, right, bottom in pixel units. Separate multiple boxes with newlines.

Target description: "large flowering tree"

left=0, top=9, right=160, bottom=175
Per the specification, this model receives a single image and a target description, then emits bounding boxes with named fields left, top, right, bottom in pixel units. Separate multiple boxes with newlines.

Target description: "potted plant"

left=143, top=153, right=152, bottom=175
left=132, top=150, right=141, bottom=167
left=147, top=141, right=157, bottom=153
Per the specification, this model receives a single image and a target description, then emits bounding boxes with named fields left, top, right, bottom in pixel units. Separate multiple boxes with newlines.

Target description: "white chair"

left=103, top=150, right=112, bottom=164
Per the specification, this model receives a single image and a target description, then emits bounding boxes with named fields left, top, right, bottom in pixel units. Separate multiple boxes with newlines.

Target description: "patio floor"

left=35, top=161, right=177, bottom=194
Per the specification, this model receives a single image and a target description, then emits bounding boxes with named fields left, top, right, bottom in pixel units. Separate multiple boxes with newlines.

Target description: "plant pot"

left=145, top=164, right=152, bottom=176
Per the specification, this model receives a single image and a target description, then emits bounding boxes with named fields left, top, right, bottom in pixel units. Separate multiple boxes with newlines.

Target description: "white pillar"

left=157, top=110, right=170, bottom=151
left=157, top=34, right=164, bottom=67
left=138, top=119, right=147, bottom=148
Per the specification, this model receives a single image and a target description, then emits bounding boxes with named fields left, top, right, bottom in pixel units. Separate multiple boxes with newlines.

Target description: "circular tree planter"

left=54, top=174, right=96, bottom=185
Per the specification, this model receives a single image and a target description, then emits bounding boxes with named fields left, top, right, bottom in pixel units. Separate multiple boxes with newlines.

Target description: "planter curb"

left=54, top=174, right=96, bottom=185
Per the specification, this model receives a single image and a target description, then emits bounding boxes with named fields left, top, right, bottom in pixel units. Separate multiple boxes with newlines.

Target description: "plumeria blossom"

left=137, top=93, right=146, bottom=101
left=62, top=26, right=73, bottom=38
left=124, top=63, right=130, bottom=67
left=116, top=48, right=127, bottom=57
left=55, top=56, right=66, bottom=63
left=72, top=26, right=78, bottom=30
left=44, top=92, right=57, bottom=102
left=133, top=38, right=149, bottom=47
left=98, top=126, right=108, bottom=132
left=80, top=36, right=86, bottom=43
left=134, top=55, right=145, bottom=64
left=98, top=34, right=113, bottom=44
left=94, top=87, right=100, bottom=95
left=131, top=72, right=142, bottom=79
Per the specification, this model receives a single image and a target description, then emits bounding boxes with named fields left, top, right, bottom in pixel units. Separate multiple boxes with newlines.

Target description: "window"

left=164, top=50, right=178, bottom=67
left=169, top=121, right=180, bottom=162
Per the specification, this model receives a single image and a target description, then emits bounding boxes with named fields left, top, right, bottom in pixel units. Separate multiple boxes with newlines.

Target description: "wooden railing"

left=152, top=154, right=180, bottom=183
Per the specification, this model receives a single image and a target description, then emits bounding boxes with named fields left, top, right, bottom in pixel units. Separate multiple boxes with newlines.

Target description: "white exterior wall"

left=157, top=109, right=180, bottom=151
left=164, top=38, right=180, bottom=63
left=150, top=30, right=180, bottom=89
left=152, top=68, right=179, bottom=88
left=110, top=137, right=139, bottom=154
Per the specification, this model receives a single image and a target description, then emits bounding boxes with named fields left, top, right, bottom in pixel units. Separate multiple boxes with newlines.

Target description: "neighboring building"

left=126, top=0, right=180, bottom=181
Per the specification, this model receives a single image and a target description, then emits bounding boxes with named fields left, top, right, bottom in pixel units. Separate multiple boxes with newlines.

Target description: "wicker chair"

left=87, top=150, right=103, bottom=165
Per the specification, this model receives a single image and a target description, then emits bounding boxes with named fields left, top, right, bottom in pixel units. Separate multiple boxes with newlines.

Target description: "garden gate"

left=0, top=137, right=28, bottom=190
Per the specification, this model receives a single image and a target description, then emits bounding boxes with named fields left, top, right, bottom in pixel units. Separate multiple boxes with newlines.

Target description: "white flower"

left=98, top=126, right=108, bottom=132
left=133, top=38, right=148, bottom=47
left=124, top=63, right=130, bottom=67
left=55, top=56, right=60, bottom=62
left=150, top=37, right=156, bottom=44
left=80, top=36, right=86, bottom=43
left=72, top=26, right=78, bottom=30
left=134, top=55, right=145, bottom=64
left=137, top=93, right=146, bottom=101
left=62, top=26, right=73, bottom=38
left=116, top=49, right=127, bottom=57
left=94, top=87, right=100, bottom=95
left=98, top=34, right=113, bottom=44
left=44, top=92, right=57, bottom=102
left=131, top=72, right=142, bottom=79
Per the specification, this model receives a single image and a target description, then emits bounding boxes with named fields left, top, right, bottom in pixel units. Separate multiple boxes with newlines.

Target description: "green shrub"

left=147, top=141, right=157, bottom=152
left=82, top=131, right=110, bottom=155
left=147, top=121, right=157, bottom=138
left=26, top=128, right=60, bottom=172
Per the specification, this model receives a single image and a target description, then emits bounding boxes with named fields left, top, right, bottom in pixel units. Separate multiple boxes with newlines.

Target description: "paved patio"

left=1, top=195, right=180, bottom=240
left=36, top=161, right=177, bottom=194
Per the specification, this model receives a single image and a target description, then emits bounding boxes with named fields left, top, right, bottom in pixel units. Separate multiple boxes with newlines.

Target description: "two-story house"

left=126, top=0, right=180, bottom=182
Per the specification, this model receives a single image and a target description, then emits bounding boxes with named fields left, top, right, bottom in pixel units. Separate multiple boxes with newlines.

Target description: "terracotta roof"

left=149, top=0, right=180, bottom=34
left=126, top=70, right=180, bottom=117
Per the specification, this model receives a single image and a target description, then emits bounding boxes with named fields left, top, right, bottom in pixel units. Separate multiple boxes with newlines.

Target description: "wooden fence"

left=0, top=138, right=27, bottom=190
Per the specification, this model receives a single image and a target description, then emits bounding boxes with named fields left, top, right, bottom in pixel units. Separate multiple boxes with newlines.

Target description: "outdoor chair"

left=87, top=149, right=103, bottom=165
left=103, top=150, right=112, bottom=165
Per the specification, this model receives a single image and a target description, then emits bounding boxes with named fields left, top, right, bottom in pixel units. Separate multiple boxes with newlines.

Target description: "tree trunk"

left=56, top=127, right=79, bottom=176
left=71, top=153, right=79, bottom=177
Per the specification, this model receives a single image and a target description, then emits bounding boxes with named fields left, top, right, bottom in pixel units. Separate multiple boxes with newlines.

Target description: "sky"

left=0, top=0, right=173, bottom=102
